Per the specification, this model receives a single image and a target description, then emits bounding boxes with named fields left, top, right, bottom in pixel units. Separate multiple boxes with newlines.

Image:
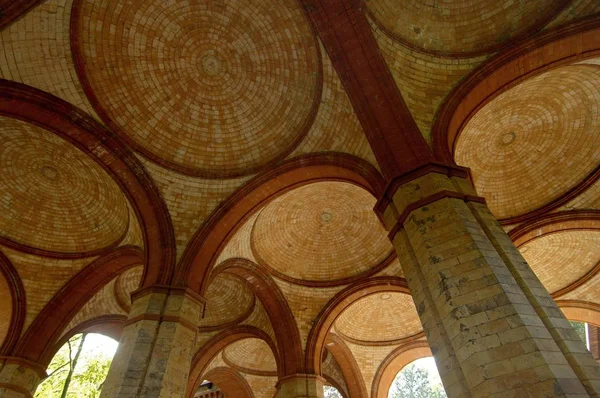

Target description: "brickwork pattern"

left=114, top=266, right=144, bottom=311
left=223, top=338, right=277, bottom=374
left=0, top=0, right=100, bottom=119
left=456, top=65, right=600, bottom=220
left=387, top=172, right=600, bottom=396
left=101, top=291, right=203, bottom=397
left=74, top=0, right=319, bottom=177
left=275, top=375, right=324, bottom=398
left=243, top=374, right=277, bottom=398
left=3, top=247, right=96, bottom=336
left=545, top=0, right=600, bottom=30
left=321, top=350, right=348, bottom=397
left=520, top=231, right=600, bottom=294
left=344, top=340, right=399, bottom=395
left=0, top=117, right=129, bottom=254
left=199, top=274, right=254, bottom=329
left=335, top=292, right=421, bottom=343
left=365, top=0, right=563, bottom=55
left=252, top=182, right=392, bottom=282
left=369, top=17, right=486, bottom=141
left=0, top=361, right=43, bottom=398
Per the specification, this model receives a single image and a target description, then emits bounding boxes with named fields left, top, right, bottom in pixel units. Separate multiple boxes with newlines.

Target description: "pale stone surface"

left=275, top=375, right=324, bottom=398
left=0, top=359, right=44, bottom=398
left=100, top=289, right=204, bottom=398
left=385, top=171, right=600, bottom=397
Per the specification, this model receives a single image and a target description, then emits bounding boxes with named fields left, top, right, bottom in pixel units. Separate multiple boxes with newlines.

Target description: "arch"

left=187, top=325, right=278, bottom=398
left=202, top=367, right=255, bottom=398
left=371, top=340, right=432, bottom=398
left=508, top=211, right=600, bottom=299
left=51, top=315, right=127, bottom=359
left=175, top=152, right=385, bottom=293
left=324, top=333, right=368, bottom=398
left=509, top=210, right=600, bottom=247
left=212, top=258, right=303, bottom=377
left=0, top=252, right=26, bottom=356
left=557, top=300, right=600, bottom=327
left=305, top=276, right=411, bottom=375
left=0, top=0, right=42, bottom=30
left=432, top=18, right=600, bottom=224
left=0, top=79, right=175, bottom=287
left=12, top=246, right=143, bottom=365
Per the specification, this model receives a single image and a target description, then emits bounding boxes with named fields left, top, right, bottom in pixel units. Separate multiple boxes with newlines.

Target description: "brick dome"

left=455, top=65, right=600, bottom=220
left=251, top=182, right=393, bottom=283
left=0, top=117, right=129, bottom=255
left=72, top=0, right=320, bottom=177
left=366, top=0, right=565, bottom=55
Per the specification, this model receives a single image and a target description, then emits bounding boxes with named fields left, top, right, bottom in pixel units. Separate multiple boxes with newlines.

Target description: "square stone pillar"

left=100, top=286, right=205, bottom=398
left=275, top=374, right=324, bottom=398
left=375, top=164, right=600, bottom=397
left=0, top=357, right=46, bottom=398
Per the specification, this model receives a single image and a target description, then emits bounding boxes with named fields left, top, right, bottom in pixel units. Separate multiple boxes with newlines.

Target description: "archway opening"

left=35, top=333, right=118, bottom=397
left=324, top=384, right=344, bottom=398
left=194, top=380, right=222, bottom=398
left=388, top=357, right=446, bottom=398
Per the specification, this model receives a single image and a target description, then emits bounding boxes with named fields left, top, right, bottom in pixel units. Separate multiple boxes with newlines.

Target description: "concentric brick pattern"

left=0, top=117, right=128, bottom=254
left=199, top=274, right=254, bottom=328
left=222, top=338, right=277, bottom=373
left=365, top=0, right=563, bottom=55
left=0, top=271, right=11, bottom=347
left=520, top=231, right=600, bottom=294
left=335, top=292, right=421, bottom=343
left=456, top=66, right=600, bottom=219
left=252, top=182, right=392, bottom=282
left=0, top=0, right=99, bottom=119
left=74, top=0, right=319, bottom=177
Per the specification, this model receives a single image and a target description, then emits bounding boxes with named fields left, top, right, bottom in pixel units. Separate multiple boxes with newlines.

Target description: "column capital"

left=275, top=374, right=326, bottom=398
left=0, top=357, right=46, bottom=397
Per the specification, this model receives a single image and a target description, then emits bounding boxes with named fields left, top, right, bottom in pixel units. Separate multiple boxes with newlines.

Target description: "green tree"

left=35, top=334, right=114, bottom=398
left=570, top=321, right=588, bottom=347
left=323, top=385, right=343, bottom=398
left=390, top=362, right=447, bottom=398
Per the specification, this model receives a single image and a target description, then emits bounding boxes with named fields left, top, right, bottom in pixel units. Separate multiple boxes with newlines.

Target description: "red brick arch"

left=371, top=340, right=432, bottom=398
left=0, top=252, right=26, bottom=356
left=12, top=246, right=143, bottom=365
left=175, top=152, right=385, bottom=294
left=202, top=367, right=255, bottom=398
left=324, top=333, right=368, bottom=398
left=211, top=258, right=303, bottom=377
left=305, top=276, right=411, bottom=375
left=186, top=326, right=277, bottom=398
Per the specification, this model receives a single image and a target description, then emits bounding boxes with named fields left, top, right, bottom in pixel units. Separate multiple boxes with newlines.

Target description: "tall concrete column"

left=100, top=286, right=204, bottom=398
left=376, top=164, right=600, bottom=397
left=0, top=357, right=45, bottom=398
left=275, top=374, right=324, bottom=398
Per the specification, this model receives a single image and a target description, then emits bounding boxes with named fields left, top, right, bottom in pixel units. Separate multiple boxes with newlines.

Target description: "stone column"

left=0, top=357, right=46, bottom=398
left=375, top=164, right=600, bottom=397
left=275, top=374, right=324, bottom=398
left=100, top=286, right=204, bottom=398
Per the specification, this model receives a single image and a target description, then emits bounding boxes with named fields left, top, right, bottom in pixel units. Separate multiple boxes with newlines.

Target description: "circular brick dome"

left=455, top=65, right=600, bottom=219
left=335, top=292, right=422, bottom=343
left=73, top=0, right=320, bottom=177
left=223, top=338, right=277, bottom=374
left=366, top=0, right=564, bottom=55
left=521, top=231, right=600, bottom=294
left=0, top=117, right=129, bottom=255
left=251, top=182, right=392, bottom=284
left=199, top=273, right=254, bottom=329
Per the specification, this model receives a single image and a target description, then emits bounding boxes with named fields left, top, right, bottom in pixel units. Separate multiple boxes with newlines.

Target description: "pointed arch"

left=305, top=276, right=412, bottom=375
left=202, top=367, right=255, bottom=398
left=371, top=340, right=432, bottom=398
left=212, top=258, right=303, bottom=377
left=0, top=252, right=26, bottom=356
left=187, top=325, right=277, bottom=397
left=324, top=333, right=368, bottom=398
left=12, top=246, right=143, bottom=365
